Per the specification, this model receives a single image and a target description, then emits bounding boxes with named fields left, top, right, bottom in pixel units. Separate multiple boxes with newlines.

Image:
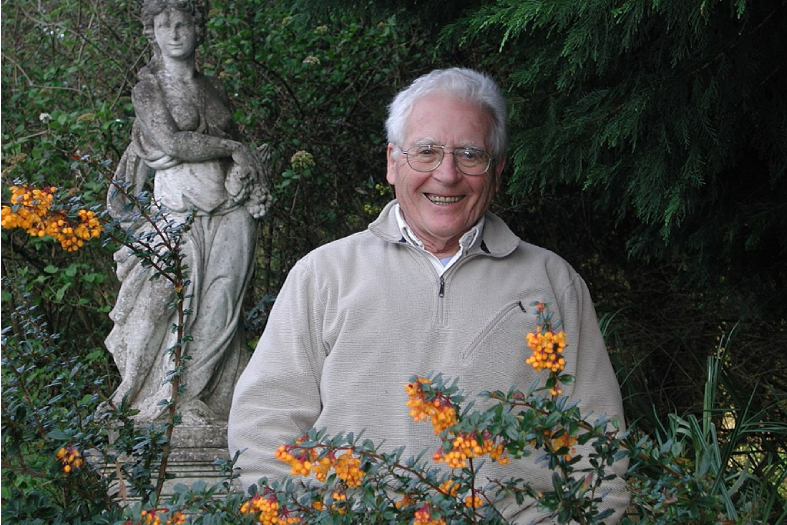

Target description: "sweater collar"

left=392, top=202, right=484, bottom=254
left=369, top=200, right=520, bottom=258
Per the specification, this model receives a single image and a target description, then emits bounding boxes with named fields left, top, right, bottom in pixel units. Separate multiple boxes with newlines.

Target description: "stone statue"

left=105, top=0, right=270, bottom=426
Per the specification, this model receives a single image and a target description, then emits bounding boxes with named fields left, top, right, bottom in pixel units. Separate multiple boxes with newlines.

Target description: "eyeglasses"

left=400, top=144, right=492, bottom=176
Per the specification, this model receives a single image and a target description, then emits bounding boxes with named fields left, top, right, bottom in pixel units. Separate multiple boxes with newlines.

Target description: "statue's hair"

left=385, top=68, right=507, bottom=165
left=141, top=0, right=208, bottom=42
left=139, top=0, right=208, bottom=77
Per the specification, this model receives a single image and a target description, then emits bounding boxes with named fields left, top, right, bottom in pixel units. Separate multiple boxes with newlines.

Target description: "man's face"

left=386, top=94, right=503, bottom=255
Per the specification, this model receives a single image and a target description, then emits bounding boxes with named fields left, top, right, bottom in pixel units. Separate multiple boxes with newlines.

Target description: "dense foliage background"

left=2, top=0, right=785, bottom=522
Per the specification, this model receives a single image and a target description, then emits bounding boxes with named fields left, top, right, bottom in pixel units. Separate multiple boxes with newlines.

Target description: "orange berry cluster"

left=1, top=185, right=55, bottom=233
left=55, top=445, right=84, bottom=473
left=309, top=492, right=348, bottom=515
left=240, top=493, right=300, bottom=525
left=311, top=456, right=333, bottom=482
left=543, top=429, right=578, bottom=461
left=139, top=509, right=165, bottom=525
left=432, top=432, right=509, bottom=469
left=165, top=510, right=186, bottom=525
left=525, top=328, right=567, bottom=374
left=275, top=441, right=365, bottom=488
left=328, top=491, right=347, bottom=514
left=405, top=378, right=457, bottom=435
left=1, top=185, right=102, bottom=251
left=464, top=493, right=484, bottom=509
left=413, top=503, right=447, bottom=525
left=438, top=479, right=460, bottom=497
left=274, top=438, right=315, bottom=476
left=396, top=493, right=416, bottom=509
left=332, top=451, right=364, bottom=487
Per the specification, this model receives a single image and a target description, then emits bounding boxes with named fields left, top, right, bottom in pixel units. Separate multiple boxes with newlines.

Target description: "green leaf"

left=54, top=283, right=71, bottom=301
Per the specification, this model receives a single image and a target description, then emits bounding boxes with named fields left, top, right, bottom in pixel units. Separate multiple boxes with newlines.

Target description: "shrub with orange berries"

left=413, top=503, right=447, bottom=525
left=405, top=376, right=460, bottom=434
left=1, top=184, right=102, bottom=251
left=139, top=508, right=164, bottom=525
left=240, top=491, right=301, bottom=524
left=275, top=440, right=365, bottom=489
left=525, top=301, right=571, bottom=396
left=248, top=304, right=635, bottom=524
left=431, top=431, right=509, bottom=469
left=55, top=444, right=84, bottom=474
left=165, top=510, right=186, bottom=525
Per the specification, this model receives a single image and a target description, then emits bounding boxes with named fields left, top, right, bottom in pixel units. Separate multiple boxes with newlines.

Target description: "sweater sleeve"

left=228, top=259, right=325, bottom=490
left=556, top=272, right=630, bottom=522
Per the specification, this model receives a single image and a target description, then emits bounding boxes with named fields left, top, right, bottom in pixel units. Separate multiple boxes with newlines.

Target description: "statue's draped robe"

left=105, top=73, right=257, bottom=423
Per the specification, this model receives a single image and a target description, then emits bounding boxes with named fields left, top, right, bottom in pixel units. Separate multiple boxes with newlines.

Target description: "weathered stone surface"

left=100, top=0, right=271, bottom=498
left=104, top=0, right=270, bottom=429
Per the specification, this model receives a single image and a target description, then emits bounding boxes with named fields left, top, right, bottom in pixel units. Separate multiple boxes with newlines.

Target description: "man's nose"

left=431, top=152, right=462, bottom=183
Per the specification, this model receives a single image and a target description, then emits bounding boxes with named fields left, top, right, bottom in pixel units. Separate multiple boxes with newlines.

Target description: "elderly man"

left=228, top=67, right=629, bottom=522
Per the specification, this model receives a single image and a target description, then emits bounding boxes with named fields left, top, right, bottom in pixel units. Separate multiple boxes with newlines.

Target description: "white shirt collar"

left=393, top=203, right=484, bottom=275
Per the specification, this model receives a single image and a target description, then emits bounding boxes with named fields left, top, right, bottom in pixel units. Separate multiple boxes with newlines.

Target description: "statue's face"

left=153, top=8, right=197, bottom=60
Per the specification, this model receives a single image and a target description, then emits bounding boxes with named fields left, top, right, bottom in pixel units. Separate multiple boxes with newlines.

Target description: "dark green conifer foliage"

left=455, top=0, right=787, bottom=314
left=291, top=0, right=787, bottom=446
left=294, top=0, right=787, bottom=316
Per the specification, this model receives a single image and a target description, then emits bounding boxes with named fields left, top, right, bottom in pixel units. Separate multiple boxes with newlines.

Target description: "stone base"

left=157, top=423, right=233, bottom=496
left=101, top=422, right=240, bottom=504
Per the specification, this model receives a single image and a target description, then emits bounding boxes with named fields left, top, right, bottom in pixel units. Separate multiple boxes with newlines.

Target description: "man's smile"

left=425, top=194, right=464, bottom=205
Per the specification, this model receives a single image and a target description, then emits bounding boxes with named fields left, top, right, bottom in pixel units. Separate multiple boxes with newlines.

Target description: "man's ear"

left=386, top=143, right=398, bottom=186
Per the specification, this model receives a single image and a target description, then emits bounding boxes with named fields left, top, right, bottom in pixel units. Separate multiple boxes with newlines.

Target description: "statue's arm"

left=132, top=79, right=244, bottom=164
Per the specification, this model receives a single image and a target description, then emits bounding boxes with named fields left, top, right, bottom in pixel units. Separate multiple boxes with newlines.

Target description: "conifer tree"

left=298, top=0, right=787, bottom=316
left=455, top=0, right=787, bottom=316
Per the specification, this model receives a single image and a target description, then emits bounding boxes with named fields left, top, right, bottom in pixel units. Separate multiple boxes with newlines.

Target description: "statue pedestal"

left=105, top=422, right=240, bottom=504
left=158, top=423, right=233, bottom=496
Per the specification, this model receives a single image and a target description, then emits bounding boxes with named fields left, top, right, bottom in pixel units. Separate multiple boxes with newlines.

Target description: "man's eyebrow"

left=411, top=138, right=439, bottom=146
left=409, top=139, right=484, bottom=149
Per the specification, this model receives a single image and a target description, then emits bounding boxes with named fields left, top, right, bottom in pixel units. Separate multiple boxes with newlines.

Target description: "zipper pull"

left=439, top=276, right=445, bottom=297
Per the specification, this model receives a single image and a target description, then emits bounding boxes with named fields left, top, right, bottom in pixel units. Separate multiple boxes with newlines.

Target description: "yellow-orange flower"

left=140, top=509, right=165, bottom=525
left=165, top=510, right=186, bottom=525
left=405, top=378, right=457, bottom=434
left=437, top=479, right=459, bottom=497
left=465, top=493, right=484, bottom=509
left=240, top=493, right=301, bottom=525
left=396, top=493, right=416, bottom=509
left=275, top=442, right=365, bottom=488
left=413, top=503, right=446, bottom=525
left=547, top=429, right=578, bottom=461
left=433, top=432, right=508, bottom=469
left=55, top=444, right=84, bottom=474
left=2, top=185, right=102, bottom=251
left=333, top=450, right=364, bottom=488
left=274, top=437, right=315, bottom=476
left=525, top=329, right=567, bottom=373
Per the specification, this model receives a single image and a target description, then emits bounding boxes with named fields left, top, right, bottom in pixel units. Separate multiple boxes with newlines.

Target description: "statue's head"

left=141, top=0, right=208, bottom=47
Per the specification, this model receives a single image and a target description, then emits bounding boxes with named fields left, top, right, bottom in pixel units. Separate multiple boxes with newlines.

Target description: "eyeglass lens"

left=404, top=145, right=490, bottom=175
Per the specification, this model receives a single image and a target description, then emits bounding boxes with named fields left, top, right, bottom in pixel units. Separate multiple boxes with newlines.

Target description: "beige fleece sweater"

left=228, top=200, right=629, bottom=523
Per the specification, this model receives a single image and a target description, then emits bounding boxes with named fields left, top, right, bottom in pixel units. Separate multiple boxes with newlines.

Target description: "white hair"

left=385, top=68, right=507, bottom=164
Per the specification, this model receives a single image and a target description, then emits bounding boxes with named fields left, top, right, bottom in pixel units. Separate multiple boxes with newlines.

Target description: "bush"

left=3, top=2, right=785, bottom=523
left=4, top=236, right=785, bottom=523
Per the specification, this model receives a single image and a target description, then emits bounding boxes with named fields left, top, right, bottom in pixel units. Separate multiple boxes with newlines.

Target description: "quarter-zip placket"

left=435, top=254, right=481, bottom=325
left=436, top=275, right=446, bottom=322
